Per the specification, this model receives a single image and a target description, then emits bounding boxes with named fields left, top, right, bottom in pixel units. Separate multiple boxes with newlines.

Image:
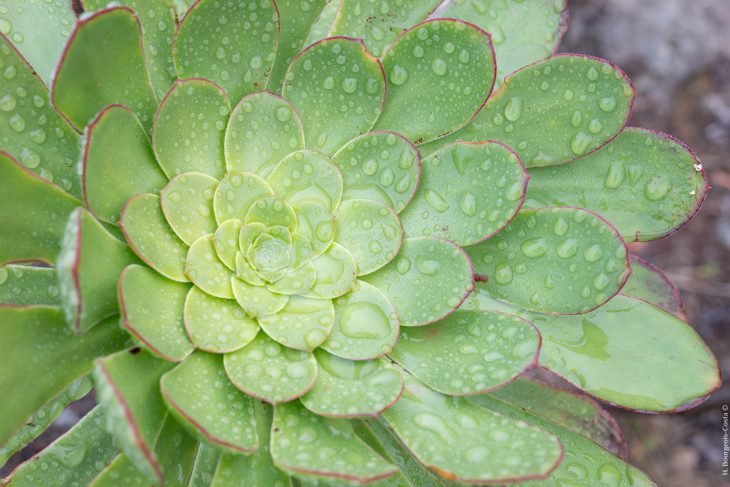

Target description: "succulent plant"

left=0, top=0, right=720, bottom=486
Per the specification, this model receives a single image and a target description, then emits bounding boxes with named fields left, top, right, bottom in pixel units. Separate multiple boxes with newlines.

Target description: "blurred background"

left=2, top=1, right=729, bottom=485
left=562, top=1, right=730, bottom=486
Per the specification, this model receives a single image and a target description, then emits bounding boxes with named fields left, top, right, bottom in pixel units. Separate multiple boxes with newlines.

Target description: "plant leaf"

left=3, top=407, right=118, bottom=487
left=153, top=78, right=230, bottom=178
left=0, top=307, right=126, bottom=445
left=282, top=36, right=385, bottom=154
left=467, top=207, right=630, bottom=314
left=381, top=374, right=562, bottom=483
left=173, top=0, right=280, bottom=102
left=224, top=92, right=305, bottom=177
left=400, top=140, right=527, bottom=245
left=363, top=237, right=473, bottom=326
left=331, top=0, right=442, bottom=58
left=0, top=0, right=75, bottom=84
left=0, top=264, right=61, bottom=307
left=490, top=378, right=627, bottom=458
left=469, top=392, right=656, bottom=487
left=307, top=242, right=357, bottom=299
left=160, top=172, right=219, bottom=246
left=292, top=200, right=336, bottom=258
left=267, top=0, right=329, bottom=92
left=0, top=34, right=81, bottom=197
left=211, top=401, right=292, bottom=487
left=335, top=199, right=403, bottom=275
left=0, top=152, right=79, bottom=266
left=120, top=194, right=189, bottom=282
left=271, top=401, right=398, bottom=482
left=424, top=54, right=634, bottom=167
left=224, top=332, right=317, bottom=404
left=301, top=351, right=403, bottom=417
left=268, top=150, right=344, bottom=211
left=93, top=348, right=175, bottom=483
left=83, top=106, right=167, bottom=223
left=186, top=236, right=235, bottom=299
left=57, top=207, right=141, bottom=333
left=525, top=128, right=709, bottom=241
left=321, top=280, right=399, bottom=360
left=213, top=171, right=273, bottom=224
left=52, top=7, right=157, bottom=131
left=530, top=294, right=721, bottom=412
left=119, top=264, right=194, bottom=361
left=622, top=254, right=685, bottom=317
left=90, top=413, right=198, bottom=486
left=231, top=274, right=289, bottom=317
left=374, top=19, right=495, bottom=144
left=333, top=131, right=421, bottom=213
left=439, top=0, right=568, bottom=83
left=184, top=286, right=258, bottom=353
left=259, top=295, right=334, bottom=351
left=160, top=351, right=259, bottom=453
left=391, top=310, right=539, bottom=395
left=83, top=0, right=177, bottom=98
left=187, top=443, right=221, bottom=487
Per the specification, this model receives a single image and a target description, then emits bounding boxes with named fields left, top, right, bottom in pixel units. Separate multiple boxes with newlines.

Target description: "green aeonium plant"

left=0, top=0, right=720, bottom=485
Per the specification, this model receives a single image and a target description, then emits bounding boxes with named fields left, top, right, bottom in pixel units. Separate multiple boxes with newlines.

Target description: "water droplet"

left=390, top=65, right=408, bottom=85
left=570, top=132, right=592, bottom=155
left=431, top=58, right=447, bottom=76
left=424, top=189, right=449, bottom=212
left=520, top=238, right=547, bottom=258
left=557, top=239, right=579, bottom=259
left=459, top=191, right=476, bottom=216
left=339, top=303, right=390, bottom=339
left=604, top=160, right=625, bottom=188
left=494, top=263, right=513, bottom=285
left=644, top=176, right=671, bottom=201
left=413, top=412, right=455, bottom=443
left=504, top=97, right=522, bottom=122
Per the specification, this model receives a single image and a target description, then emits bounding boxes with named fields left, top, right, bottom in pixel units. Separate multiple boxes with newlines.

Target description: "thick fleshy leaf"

left=374, top=19, right=495, bottom=144
left=245, top=196, right=298, bottom=231
left=161, top=352, right=258, bottom=453
left=0, top=376, right=92, bottom=466
left=425, top=54, right=635, bottom=167
left=331, top=0, right=442, bottom=57
left=301, top=351, right=403, bottom=417
left=0, top=35, right=81, bottom=197
left=381, top=375, right=562, bottom=483
left=304, top=0, right=339, bottom=45
left=225, top=92, right=304, bottom=177
left=0, top=0, right=75, bottom=84
left=214, top=171, right=273, bottom=224
left=211, top=401, right=292, bottom=487
left=525, top=128, right=710, bottom=241
left=90, top=413, right=197, bottom=487
left=440, top=0, right=568, bottom=82
left=52, top=7, right=157, bottom=131
left=491, top=378, right=627, bottom=458
left=267, top=0, right=329, bottom=91
left=213, top=219, right=242, bottom=270
left=185, top=286, right=258, bottom=353
left=120, top=194, right=189, bottom=282
left=282, top=36, right=385, bottom=154
left=3, top=407, right=118, bottom=487
left=268, top=150, right=344, bottom=210
left=57, top=207, right=140, bottom=333
left=186, top=236, right=235, bottom=299
left=161, top=172, right=218, bottom=246
left=231, top=277, right=288, bottom=318
left=334, top=199, right=403, bottom=275
left=468, top=207, right=630, bottom=314
left=173, top=0, right=279, bottom=102
left=271, top=401, right=397, bottom=482
left=333, top=131, right=421, bottom=213
left=531, top=294, right=720, bottom=412
left=391, top=310, right=539, bottom=395
left=83, top=0, right=177, bottom=98
left=153, top=78, right=230, bottom=178
left=293, top=201, right=336, bottom=258
left=119, top=264, right=194, bottom=361
left=0, top=265, right=61, bottom=307
left=307, top=243, right=357, bottom=299
left=187, top=443, right=221, bottom=487
left=322, top=280, right=399, bottom=360
left=0, top=308, right=126, bottom=445
left=93, top=349, right=174, bottom=484
left=224, top=332, right=317, bottom=404
left=259, top=295, right=334, bottom=351
left=401, top=140, right=527, bottom=245
left=83, top=106, right=167, bottom=223
left=363, top=237, right=473, bottom=326
left=470, top=392, right=655, bottom=487
left=623, top=255, right=685, bottom=317
left=0, top=152, right=79, bottom=266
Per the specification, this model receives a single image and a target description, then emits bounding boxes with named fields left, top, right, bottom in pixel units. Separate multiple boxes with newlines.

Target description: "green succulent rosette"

left=0, top=1, right=720, bottom=486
